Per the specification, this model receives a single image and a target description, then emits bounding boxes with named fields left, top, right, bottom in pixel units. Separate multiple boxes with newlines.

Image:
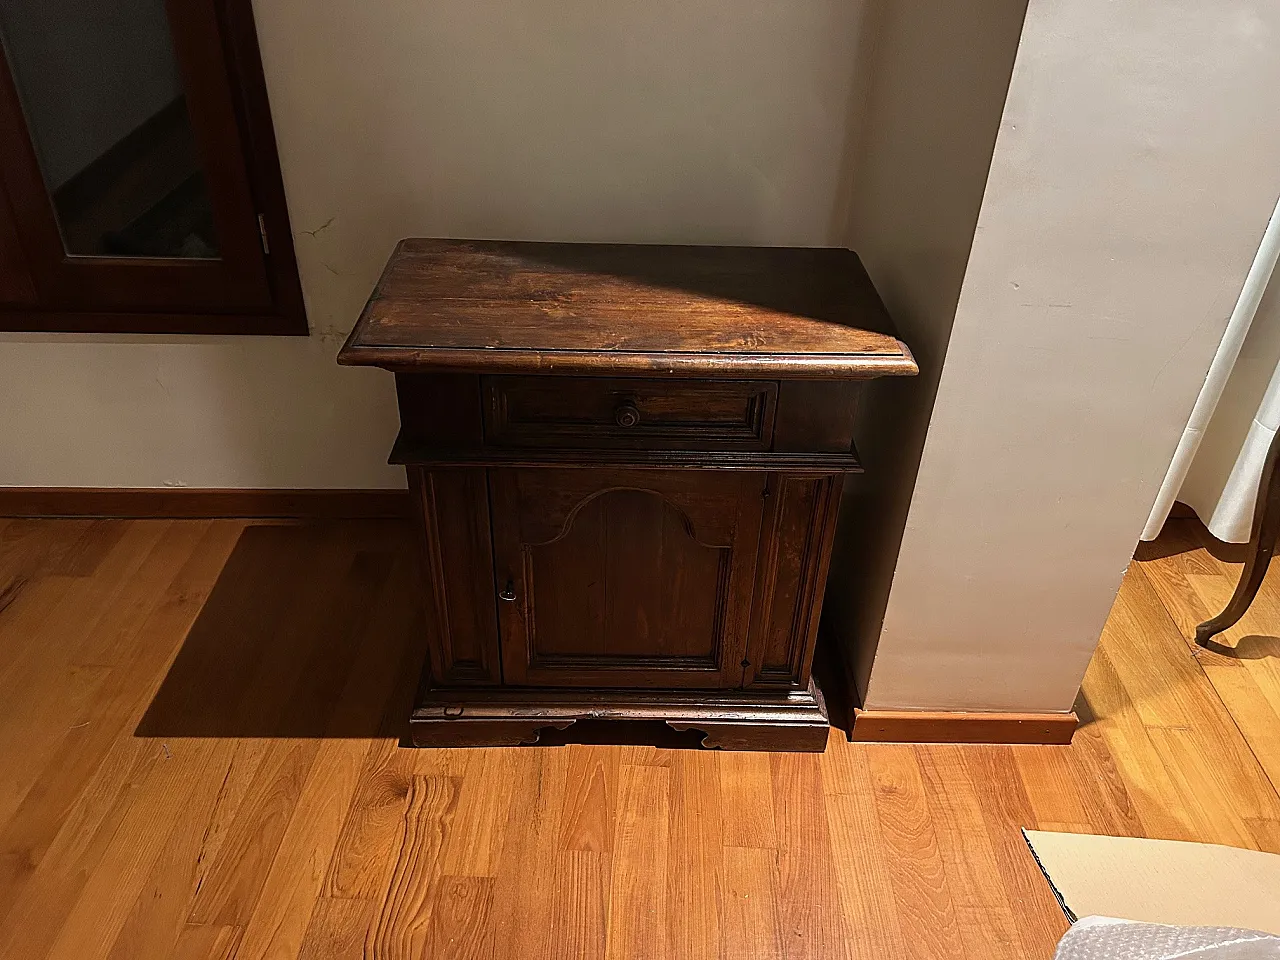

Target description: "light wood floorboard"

left=0, top=516, right=1276, bottom=959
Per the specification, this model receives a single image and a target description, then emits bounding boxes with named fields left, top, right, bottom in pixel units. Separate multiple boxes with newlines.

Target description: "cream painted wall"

left=824, top=0, right=1030, bottom=704
left=0, top=0, right=869, bottom=488
left=858, top=0, right=1280, bottom=712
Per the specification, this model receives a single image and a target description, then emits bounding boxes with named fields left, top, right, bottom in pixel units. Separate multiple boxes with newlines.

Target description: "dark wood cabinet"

left=340, top=240, right=916, bottom=751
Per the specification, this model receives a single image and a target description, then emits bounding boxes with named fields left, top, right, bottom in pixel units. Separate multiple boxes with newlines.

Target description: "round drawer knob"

left=614, top=403, right=641, bottom=428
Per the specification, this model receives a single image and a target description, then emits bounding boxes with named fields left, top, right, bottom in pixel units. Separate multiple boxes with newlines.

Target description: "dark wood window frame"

left=0, top=0, right=306, bottom=335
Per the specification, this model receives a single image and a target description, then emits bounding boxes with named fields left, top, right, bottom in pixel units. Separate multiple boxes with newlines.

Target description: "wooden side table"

left=1195, top=425, right=1280, bottom=647
left=339, top=239, right=916, bottom=751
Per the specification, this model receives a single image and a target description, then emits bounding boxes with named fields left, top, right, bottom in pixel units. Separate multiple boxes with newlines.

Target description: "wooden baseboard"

left=0, top=487, right=411, bottom=520
left=851, top=708, right=1078, bottom=745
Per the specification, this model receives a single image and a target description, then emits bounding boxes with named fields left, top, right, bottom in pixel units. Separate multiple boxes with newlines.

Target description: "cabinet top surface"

left=338, top=239, right=916, bottom=379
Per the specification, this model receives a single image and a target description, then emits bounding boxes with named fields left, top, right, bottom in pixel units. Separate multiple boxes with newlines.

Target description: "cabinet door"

left=491, top=468, right=766, bottom=688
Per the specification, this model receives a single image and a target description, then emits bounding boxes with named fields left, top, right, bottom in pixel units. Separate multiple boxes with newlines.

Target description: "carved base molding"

left=850, top=708, right=1078, bottom=745
left=410, top=679, right=832, bottom=752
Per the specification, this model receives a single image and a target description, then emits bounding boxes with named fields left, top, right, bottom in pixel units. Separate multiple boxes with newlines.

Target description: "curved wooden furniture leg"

left=1196, top=425, right=1280, bottom=647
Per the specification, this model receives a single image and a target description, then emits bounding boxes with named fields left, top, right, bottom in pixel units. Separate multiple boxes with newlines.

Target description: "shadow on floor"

left=1199, top=634, right=1280, bottom=661
left=1132, top=518, right=1249, bottom=563
left=1073, top=688, right=1100, bottom=730
left=533, top=720, right=709, bottom=749
left=136, top=519, right=848, bottom=750
left=135, top=521, right=423, bottom=740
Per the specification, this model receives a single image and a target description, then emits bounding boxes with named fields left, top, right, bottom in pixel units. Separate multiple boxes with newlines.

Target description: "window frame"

left=0, top=0, right=306, bottom=335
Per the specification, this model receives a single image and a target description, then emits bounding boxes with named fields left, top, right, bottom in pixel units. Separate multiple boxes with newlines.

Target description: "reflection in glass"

left=0, top=0, right=220, bottom=258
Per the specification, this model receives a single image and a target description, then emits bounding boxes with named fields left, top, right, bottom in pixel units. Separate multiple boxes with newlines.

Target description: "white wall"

left=0, top=0, right=183, bottom=187
left=824, top=0, right=1030, bottom=705
left=0, top=0, right=871, bottom=489
left=858, top=0, right=1280, bottom=713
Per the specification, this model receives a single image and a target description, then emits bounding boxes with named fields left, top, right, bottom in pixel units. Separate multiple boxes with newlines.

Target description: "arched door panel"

left=491, top=468, right=766, bottom=688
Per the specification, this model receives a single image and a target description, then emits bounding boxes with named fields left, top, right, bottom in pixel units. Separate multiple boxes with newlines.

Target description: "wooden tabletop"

left=338, top=239, right=916, bottom=379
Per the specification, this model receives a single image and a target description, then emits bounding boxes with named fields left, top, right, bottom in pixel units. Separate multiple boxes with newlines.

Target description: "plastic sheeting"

left=1056, top=917, right=1280, bottom=960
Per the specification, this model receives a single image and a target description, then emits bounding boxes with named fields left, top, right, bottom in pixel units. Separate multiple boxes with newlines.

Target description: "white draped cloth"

left=1144, top=196, right=1280, bottom=543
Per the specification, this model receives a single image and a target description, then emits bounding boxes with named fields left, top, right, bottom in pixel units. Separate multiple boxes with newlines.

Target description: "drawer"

left=482, top=376, right=777, bottom=450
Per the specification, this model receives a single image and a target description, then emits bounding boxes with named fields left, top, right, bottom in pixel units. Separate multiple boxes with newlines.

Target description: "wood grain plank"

left=866, top=745, right=967, bottom=960
left=770, top=752, right=850, bottom=959
left=0, top=519, right=165, bottom=693
left=439, top=750, right=521, bottom=877
left=365, top=776, right=462, bottom=960
left=488, top=749, right=568, bottom=960
left=1066, top=719, right=1149, bottom=837
left=1244, top=816, right=1280, bottom=855
left=1112, top=566, right=1280, bottom=829
left=0, top=521, right=242, bottom=960
left=667, top=751, right=721, bottom=960
left=171, top=924, right=242, bottom=960
left=821, top=743, right=908, bottom=959
left=322, top=739, right=417, bottom=901
left=559, top=745, right=620, bottom=854
left=1185, top=648, right=1280, bottom=792
left=237, top=552, right=420, bottom=960
left=297, top=898, right=375, bottom=960
left=1181, top=569, right=1280, bottom=790
left=0, top=521, right=194, bottom=835
left=41, top=739, right=226, bottom=960
left=717, top=752, right=777, bottom=849
left=103, top=742, right=232, bottom=960
left=1070, top=647, right=1199, bottom=842
left=605, top=765, right=670, bottom=960
left=1146, top=725, right=1272, bottom=850
left=233, top=739, right=368, bottom=960
left=958, top=747, right=1069, bottom=957
left=915, top=746, right=1024, bottom=960
left=551, top=852, right=609, bottom=960
left=185, top=739, right=321, bottom=925
left=0, top=738, right=162, bottom=960
left=719, top=845, right=781, bottom=960
left=422, top=875, right=495, bottom=960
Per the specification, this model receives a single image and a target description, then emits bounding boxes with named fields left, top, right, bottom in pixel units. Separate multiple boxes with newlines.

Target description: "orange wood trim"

left=0, top=487, right=410, bottom=519
left=851, top=708, right=1078, bottom=745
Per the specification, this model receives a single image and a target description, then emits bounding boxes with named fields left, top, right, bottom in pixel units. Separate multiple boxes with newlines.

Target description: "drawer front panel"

left=483, top=376, right=777, bottom=450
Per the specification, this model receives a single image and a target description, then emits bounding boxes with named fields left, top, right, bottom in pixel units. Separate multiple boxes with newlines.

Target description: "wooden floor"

left=1, top=516, right=1279, bottom=960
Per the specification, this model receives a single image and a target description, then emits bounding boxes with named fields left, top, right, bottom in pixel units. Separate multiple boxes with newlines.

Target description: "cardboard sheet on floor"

left=1023, top=830, right=1280, bottom=935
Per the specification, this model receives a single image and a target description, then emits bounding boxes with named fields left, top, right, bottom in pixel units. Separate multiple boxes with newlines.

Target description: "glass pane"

left=0, top=0, right=220, bottom=258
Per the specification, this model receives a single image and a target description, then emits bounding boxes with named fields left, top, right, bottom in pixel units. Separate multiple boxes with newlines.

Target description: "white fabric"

left=1178, top=257, right=1280, bottom=542
left=1143, top=195, right=1280, bottom=542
